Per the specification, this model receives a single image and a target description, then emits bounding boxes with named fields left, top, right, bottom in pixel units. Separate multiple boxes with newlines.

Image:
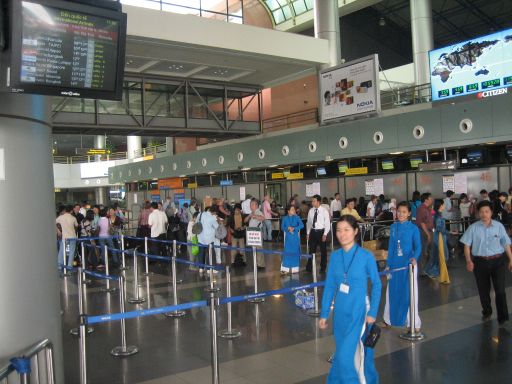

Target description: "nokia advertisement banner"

left=429, top=27, right=512, bottom=102
left=319, top=55, right=380, bottom=123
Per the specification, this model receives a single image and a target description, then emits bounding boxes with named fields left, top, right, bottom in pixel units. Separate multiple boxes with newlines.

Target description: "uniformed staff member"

left=460, top=200, right=512, bottom=327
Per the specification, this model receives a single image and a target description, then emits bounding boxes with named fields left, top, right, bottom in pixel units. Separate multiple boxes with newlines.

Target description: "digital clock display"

left=438, top=89, right=449, bottom=98
left=466, top=83, right=479, bottom=92
left=481, top=79, right=500, bottom=89
left=452, top=86, right=464, bottom=95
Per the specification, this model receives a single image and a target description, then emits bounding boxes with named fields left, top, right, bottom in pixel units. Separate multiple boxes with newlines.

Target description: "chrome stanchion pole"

left=331, top=223, right=334, bottom=251
left=205, top=244, right=221, bottom=293
left=120, top=235, right=130, bottom=271
left=208, top=291, right=220, bottom=384
left=400, top=263, right=425, bottom=341
left=80, top=242, right=91, bottom=285
left=70, top=268, right=94, bottom=336
left=248, top=246, right=264, bottom=303
left=111, top=275, right=139, bottom=356
left=79, top=313, right=87, bottom=384
left=142, top=236, right=150, bottom=276
left=127, top=248, right=146, bottom=304
left=165, top=256, right=186, bottom=318
left=170, top=239, right=183, bottom=285
left=308, top=253, right=321, bottom=317
left=101, top=245, right=117, bottom=293
left=218, top=266, right=241, bottom=339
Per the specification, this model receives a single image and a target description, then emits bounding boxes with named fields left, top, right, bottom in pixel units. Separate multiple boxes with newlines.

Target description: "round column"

left=127, top=135, right=141, bottom=160
left=410, top=0, right=434, bottom=85
left=0, top=94, right=64, bottom=382
left=94, top=135, right=107, bottom=205
left=314, top=0, right=341, bottom=68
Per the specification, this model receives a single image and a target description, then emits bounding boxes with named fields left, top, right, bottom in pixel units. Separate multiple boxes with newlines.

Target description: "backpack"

left=215, top=224, right=227, bottom=240
left=192, top=213, right=203, bottom=235
left=191, top=235, right=200, bottom=256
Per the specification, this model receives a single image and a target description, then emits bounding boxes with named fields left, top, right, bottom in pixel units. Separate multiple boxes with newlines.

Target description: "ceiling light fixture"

left=389, top=151, right=404, bottom=155
left=378, top=17, right=386, bottom=27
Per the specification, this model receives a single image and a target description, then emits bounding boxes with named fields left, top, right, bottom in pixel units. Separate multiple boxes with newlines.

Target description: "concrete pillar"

left=166, top=137, right=174, bottom=156
left=94, top=135, right=107, bottom=205
left=127, top=135, right=142, bottom=159
left=410, top=0, right=434, bottom=85
left=0, top=94, right=63, bottom=382
left=314, top=0, right=341, bottom=68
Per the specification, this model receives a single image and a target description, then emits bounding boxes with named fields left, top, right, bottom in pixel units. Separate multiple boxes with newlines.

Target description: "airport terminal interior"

left=1, top=0, right=512, bottom=383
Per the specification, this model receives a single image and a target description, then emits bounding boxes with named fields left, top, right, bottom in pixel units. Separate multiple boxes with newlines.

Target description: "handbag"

left=191, top=235, right=200, bottom=256
left=363, top=323, right=381, bottom=348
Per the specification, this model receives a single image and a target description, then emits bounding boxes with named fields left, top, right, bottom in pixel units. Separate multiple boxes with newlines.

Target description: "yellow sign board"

left=286, top=172, right=304, bottom=180
left=345, top=167, right=368, bottom=175
left=188, top=183, right=198, bottom=189
left=87, top=148, right=110, bottom=155
left=271, top=173, right=284, bottom=179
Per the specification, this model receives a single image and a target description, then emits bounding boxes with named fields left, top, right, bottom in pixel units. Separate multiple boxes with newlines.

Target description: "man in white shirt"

left=330, top=193, right=342, bottom=219
left=148, top=202, right=168, bottom=257
left=241, top=194, right=252, bottom=215
left=56, top=205, right=79, bottom=267
left=306, top=195, right=330, bottom=273
left=367, top=195, right=378, bottom=219
left=245, top=199, right=266, bottom=268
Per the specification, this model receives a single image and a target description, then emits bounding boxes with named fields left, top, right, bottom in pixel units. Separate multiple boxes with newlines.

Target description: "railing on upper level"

left=52, top=144, right=169, bottom=164
left=0, top=339, right=55, bottom=384
left=262, top=108, right=318, bottom=132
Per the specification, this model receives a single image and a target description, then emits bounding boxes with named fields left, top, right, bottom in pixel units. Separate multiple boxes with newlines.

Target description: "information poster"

left=454, top=173, right=468, bottom=194
left=365, top=180, right=375, bottom=196
left=306, top=182, right=321, bottom=197
left=373, top=178, right=384, bottom=196
left=246, top=227, right=263, bottom=247
left=429, top=27, right=512, bottom=101
left=442, top=176, right=455, bottom=192
left=239, top=187, right=246, bottom=201
left=320, top=55, right=380, bottom=122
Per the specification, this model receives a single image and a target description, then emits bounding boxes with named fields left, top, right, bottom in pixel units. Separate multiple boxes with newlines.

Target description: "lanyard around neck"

left=342, top=245, right=358, bottom=281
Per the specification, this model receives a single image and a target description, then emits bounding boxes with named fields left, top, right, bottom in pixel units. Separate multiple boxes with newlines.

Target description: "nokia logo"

left=61, top=91, right=81, bottom=97
left=357, top=100, right=374, bottom=108
left=477, top=88, right=508, bottom=98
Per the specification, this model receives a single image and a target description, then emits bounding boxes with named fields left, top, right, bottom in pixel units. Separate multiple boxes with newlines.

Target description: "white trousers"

left=383, top=266, right=421, bottom=328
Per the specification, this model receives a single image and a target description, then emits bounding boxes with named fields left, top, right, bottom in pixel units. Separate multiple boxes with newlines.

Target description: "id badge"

left=339, top=283, right=350, bottom=294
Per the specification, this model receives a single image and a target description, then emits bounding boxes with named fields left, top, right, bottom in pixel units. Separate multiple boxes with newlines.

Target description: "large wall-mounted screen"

left=429, top=28, right=512, bottom=101
left=319, top=55, right=380, bottom=123
left=6, top=0, right=126, bottom=100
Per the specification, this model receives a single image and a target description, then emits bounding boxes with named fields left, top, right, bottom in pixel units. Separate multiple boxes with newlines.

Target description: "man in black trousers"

left=461, top=200, right=512, bottom=328
left=306, top=195, right=331, bottom=273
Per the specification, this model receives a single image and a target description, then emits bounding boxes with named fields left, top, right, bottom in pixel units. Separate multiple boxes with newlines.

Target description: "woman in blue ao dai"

left=382, top=202, right=422, bottom=330
left=280, top=205, right=304, bottom=274
left=319, top=215, right=382, bottom=384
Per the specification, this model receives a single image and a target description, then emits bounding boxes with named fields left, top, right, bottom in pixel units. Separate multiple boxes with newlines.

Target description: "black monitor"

left=381, top=159, right=394, bottom=171
left=2, top=0, right=127, bottom=100
left=410, top=156, right=423, bottom=168
left=506, top=145, right=512, bottom=160
left=338, top=161, right=348, bottom=174
left=316, top=167, right=327, bottom=176
left=466, top=149, right=484, bottom=165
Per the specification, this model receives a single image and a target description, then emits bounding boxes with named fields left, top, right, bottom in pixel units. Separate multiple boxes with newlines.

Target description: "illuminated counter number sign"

left=438, top=89, right=450, bottom=98
left=452, top=86, right=464, bottom=95
left=466, top=83, right=479, bottom=92
left=481, top=79, right=500, bottom=89
left=504, top=76, right=512, bottom=85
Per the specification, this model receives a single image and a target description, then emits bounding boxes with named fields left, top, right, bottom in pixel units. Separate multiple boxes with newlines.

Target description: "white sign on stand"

left=442, top=176, right=455, bottom=192
left=240, top=187, right=246, bottom=201
left=454, top=173, right=467, bottom=194
left=246, top=227, right=263, bottom=247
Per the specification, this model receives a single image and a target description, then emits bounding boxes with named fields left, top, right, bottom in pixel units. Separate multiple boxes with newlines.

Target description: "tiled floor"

left=60, top=244, right=512, bottom=383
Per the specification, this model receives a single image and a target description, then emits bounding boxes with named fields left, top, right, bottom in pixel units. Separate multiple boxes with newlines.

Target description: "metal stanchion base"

left=120, top=266, right=131, bottom=271
left=63, top=270, right=76, bottom=277
left=204, top=286, right=221, bottom=293
left=168, top=278, right=184, bottom=285
left=70, top=327, right=94, bottom=336
left=248, top=297, right=265, bottom=303
left=141, top=272, right=151, bottom=276
left=127, top=297, right=146, bottom=304
left=218, top=329, right=242, bottom=339
left=307, top=309, right=321, bottom=317
left=110, top=345, right=139, bottom=357
left=164, top=310, right=186, bottom=318
left=399, top=331, right=425, bottom=341
left=101, top=287, right=118, bottom=293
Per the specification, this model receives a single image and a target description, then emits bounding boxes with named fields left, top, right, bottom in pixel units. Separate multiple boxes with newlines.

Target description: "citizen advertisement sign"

left=319, top=55, right=380, bottom=123
left=477, top=87, right=508, bottom=98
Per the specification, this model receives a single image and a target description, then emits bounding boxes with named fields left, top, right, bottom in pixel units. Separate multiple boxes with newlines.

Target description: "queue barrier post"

left=127, top=248, right=146, bottom=304
left=78, top=269, right=87, bottom=384
left=101, top=245, right=117, bottom=293
left=248, top=246, right=264, bottom=304
left=164, top=256, right=186, bottom=318
left=70, top=267, right=94, bottom=336
left=80, top=242, right=91, bottom=285
left=307, top=253, right=321, bottom=317
left=171, top=239, right=183, bottom=285
left=400, top=263, right=425, bottom=341
left=142, top=237, right=150, bottom=276
left=111, top=275, right=139, bottom=357
left=218, top=266, right=241, bottom=339
left=207, top=291, right=220, bottom=384
left=120, top=235, right=130, bottom=271
left=62, top=239, right=76, bottom=277
left=205, top=244, right=221, bottom=293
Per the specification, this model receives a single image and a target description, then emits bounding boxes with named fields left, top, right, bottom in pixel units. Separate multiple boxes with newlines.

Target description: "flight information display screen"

left=20, top=1, right=119, bottom=93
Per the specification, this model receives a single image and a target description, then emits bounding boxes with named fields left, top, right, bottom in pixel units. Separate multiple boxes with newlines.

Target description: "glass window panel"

left=201, top=10, right=228, bottom=21
left=169, top=0, right=200, bottom=7
left=201, top=0, right=227, bottom=13
left=277, top=0, right=289, bottom=6
left=292, top=0, right=307, bottom=15
left=272, top=9, right=285, bottom=24
left=228, top=15, right=243, bottom=23
left=305, top=0, right=313, bottom=9
left=228, top=0, right=242, bottom=14
left=282, top=5, right=293, bottom=19
left=162, top=4, right=201, bottom=15
left=121, top=0, right=161, bottom=10
left=265, top=0, right=282, bottom=11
